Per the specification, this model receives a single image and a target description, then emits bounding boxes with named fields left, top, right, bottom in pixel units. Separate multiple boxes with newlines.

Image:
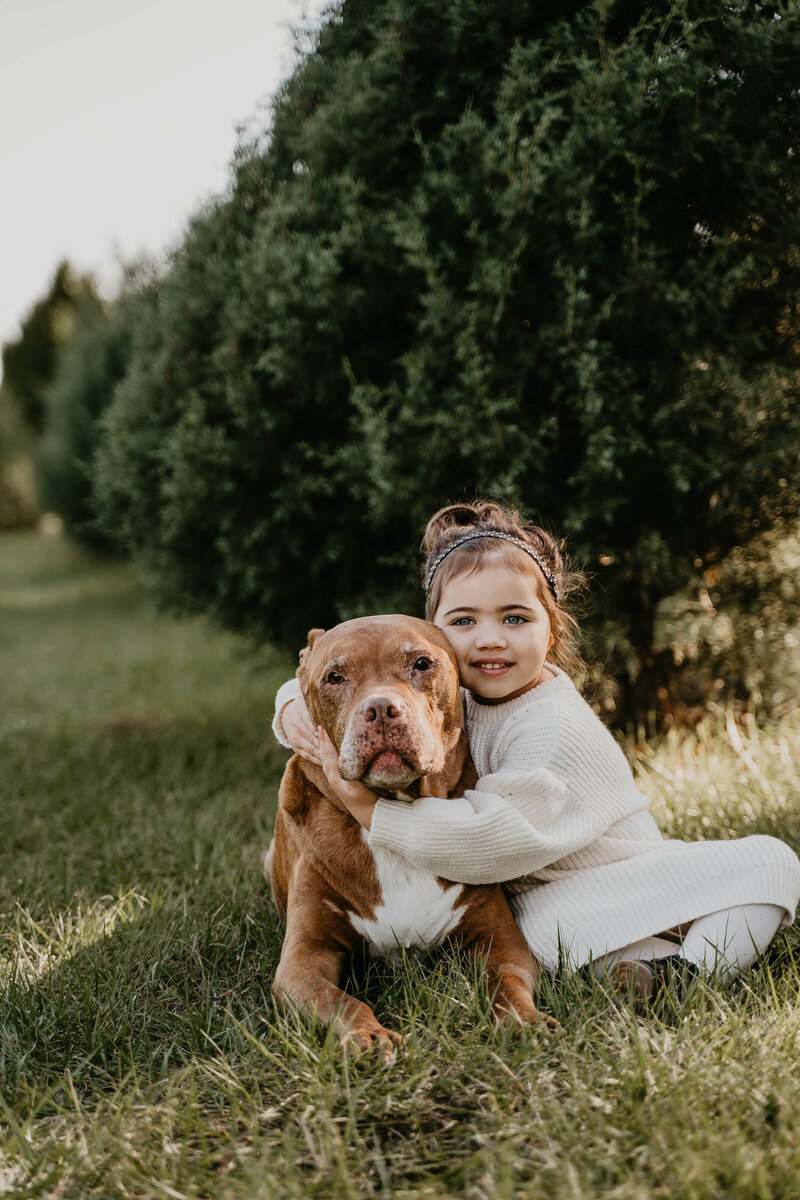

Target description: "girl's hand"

left=317, top=727, right=377, bottom=830
left=282, top=696, right=320, bottom=764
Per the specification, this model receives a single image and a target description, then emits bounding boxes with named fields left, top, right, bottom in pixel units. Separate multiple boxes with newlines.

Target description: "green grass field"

left=3, top=530, right=800, bottom=1199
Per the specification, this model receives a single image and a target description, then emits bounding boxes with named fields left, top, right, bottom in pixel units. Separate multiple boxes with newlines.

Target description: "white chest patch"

left=348, top=831, right=467, bottom=959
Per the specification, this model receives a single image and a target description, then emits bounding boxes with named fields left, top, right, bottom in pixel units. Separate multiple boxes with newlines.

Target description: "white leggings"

left=600, top=903, right=785, bottom=981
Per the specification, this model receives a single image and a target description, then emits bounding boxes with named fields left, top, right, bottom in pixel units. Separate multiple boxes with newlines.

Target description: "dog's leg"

left=273, top=868, right=402, bottom=1063
left=273, top=944, right=402, bottom=1062
left=454, top=886, right=561, bottom=1033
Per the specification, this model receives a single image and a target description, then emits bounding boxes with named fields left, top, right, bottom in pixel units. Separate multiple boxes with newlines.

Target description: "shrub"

left=93, top=0, right=800, bottom=716
left=652, top=518, right=800, bottom=723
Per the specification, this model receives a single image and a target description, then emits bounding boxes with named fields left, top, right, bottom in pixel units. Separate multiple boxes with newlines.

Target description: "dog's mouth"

left=361, top=747, right=419, bottom=791
left=370, top=749, right=408, bottom=773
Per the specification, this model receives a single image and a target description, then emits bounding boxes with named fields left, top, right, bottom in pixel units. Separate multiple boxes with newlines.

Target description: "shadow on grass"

left=0, top=871, right=285, bottom=1106
left=1, top=716, right=287, bottom=908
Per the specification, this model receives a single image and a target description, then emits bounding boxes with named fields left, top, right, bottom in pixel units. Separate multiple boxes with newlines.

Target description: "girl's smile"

left=472, top=659, right=513, bottom=675
left=432, top=564, right=554, bottom=703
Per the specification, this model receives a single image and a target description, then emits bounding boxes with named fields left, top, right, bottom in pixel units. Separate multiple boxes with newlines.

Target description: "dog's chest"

left=348, top=833, right=466, bottom=959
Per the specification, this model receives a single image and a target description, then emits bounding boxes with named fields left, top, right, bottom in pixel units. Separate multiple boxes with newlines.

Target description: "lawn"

left=2, top=529, right=800, bottom=1199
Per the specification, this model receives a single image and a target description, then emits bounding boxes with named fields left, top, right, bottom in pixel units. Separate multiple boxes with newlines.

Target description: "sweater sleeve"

left=271, top=677, right=302, bottom=748
left=368, top=707, right=650, bottom=884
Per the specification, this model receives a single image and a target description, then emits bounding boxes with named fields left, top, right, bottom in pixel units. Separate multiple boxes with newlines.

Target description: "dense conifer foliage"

left=38, top=286, right=149, bottom=549
left=2, top=263, right=97, bottom=433
left=0, top=263, right=99, bottom=530
left=92, top=0, right=800, bottom=703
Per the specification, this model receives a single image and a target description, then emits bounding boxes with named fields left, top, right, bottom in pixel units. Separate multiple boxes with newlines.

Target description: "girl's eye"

left=326, top=671, right=345, bottom=684
left=451, top=617, right=474, bottom=626
left=412, top=656, right=433, bottom=672
left=504, top=615, right=527, bottom=625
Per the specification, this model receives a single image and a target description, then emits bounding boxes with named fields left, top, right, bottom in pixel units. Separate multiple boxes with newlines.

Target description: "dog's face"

left=298, top=615, right=463, bottom=793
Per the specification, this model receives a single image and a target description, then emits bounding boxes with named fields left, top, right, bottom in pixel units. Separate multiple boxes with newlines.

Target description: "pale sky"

left=0, top=0, right=329, bottom=365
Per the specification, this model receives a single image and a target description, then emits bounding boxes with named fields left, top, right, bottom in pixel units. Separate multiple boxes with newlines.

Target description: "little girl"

left=272, top=501, right=800, bottom=999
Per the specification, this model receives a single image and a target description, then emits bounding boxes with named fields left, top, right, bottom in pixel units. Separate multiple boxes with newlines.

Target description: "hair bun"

left=423, top=499, right=568, bottom=590
left=422, top=501, right=510, bottom=553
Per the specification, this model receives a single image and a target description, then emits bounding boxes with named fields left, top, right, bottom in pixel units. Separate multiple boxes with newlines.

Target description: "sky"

left=0, top=0, right=329, bottom=366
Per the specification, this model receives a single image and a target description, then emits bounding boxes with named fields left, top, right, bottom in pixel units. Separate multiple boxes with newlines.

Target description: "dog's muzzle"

left=338, top=694, right=442, bottom=792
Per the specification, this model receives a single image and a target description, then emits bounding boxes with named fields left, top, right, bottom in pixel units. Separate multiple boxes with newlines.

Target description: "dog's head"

left=297, top=615, right=463, bottom=794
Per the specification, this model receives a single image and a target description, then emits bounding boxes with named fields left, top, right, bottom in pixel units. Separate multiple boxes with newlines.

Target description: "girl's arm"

left=273, top=678, right=325, bottom=765
left=277, top=680, right=651, bottom=887
left=272, top=677, right=303, bottom=748
left=368, top=771, right=594, bottom=883
left=363, top=715, right=652, bottom=885
left=312, top=727, right=596, bottom=883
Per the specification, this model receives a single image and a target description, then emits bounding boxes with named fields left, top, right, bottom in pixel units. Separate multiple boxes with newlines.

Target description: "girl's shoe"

left=609, top=954, right=702, bottom=1006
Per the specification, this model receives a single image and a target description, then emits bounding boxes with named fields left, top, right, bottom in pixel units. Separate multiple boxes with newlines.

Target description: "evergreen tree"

left=0, top=385, right=37, bottom=530
left=2, top=262, right=97, bottom=432
left=38, top=281, right=147, bottom=548
left=93, top=0, right=800, bottom=713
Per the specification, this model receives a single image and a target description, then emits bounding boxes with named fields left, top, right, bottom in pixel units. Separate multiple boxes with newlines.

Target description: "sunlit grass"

left=1, top=889, right=148, bottom=990
left=634, top=714, right=800, bottom=848
left=2, top=530, right=800, bottom=1198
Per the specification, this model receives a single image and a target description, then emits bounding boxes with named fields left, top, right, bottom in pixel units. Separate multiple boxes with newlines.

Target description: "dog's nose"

left=363, top=697, right=404, bottom=726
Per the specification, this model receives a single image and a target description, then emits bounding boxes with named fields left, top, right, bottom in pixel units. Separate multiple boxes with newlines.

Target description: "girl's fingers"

left=299, top=740, right=321, bottom=765
left=318, top=742, right=336, bottom=772
left=300, top=714, right=317, bottom=740
left=316, top=727, right=341, bottom=784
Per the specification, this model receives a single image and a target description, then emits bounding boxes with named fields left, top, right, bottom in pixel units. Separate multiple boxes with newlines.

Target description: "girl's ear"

left=297, top=628, right=326, bottom=693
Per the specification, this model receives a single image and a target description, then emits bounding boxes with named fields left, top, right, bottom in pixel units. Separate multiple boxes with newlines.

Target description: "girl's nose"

left=474, top=623, right=507, bottom=649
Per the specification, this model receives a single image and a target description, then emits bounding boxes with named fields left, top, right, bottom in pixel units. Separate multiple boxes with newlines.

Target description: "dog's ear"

left=297, top=628, right=326, bottom=693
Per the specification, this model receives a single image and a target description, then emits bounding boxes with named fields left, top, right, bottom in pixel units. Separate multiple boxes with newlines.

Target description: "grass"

left=2, top=529, right=800, bottom=1198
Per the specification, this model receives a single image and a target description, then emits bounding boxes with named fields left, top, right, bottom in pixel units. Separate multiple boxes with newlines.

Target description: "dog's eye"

left=326, top=671, right=345, bottom=684
left=412, top=657, right=432, bottom=672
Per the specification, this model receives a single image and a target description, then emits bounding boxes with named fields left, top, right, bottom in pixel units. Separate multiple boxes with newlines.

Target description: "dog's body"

left=266, top=614, right=555, bottom=1057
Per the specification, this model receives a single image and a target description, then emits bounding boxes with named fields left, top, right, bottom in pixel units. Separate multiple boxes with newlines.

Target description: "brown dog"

left=266, top=614, right=557, bottom=1059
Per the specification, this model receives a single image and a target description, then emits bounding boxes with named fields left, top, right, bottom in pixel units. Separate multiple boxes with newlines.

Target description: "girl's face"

left=432, top=563, right=554, bottom=703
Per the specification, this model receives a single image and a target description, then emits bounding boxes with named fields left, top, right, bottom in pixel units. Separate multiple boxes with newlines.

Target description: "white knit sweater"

left=272, top=669, right=800, bottom=969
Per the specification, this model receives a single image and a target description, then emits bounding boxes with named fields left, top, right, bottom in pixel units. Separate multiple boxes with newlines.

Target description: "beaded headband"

left=425, top=530, right=560, bottom=600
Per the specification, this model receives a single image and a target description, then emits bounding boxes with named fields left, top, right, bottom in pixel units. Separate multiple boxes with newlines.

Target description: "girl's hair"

left=422, top=500, right=585, bottom=679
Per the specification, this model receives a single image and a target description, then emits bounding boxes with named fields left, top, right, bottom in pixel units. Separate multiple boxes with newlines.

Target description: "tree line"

left=3, top=0, right=799, bottom=722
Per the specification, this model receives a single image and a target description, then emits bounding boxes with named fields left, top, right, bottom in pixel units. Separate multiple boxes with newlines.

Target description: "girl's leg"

left=599, top=904, right=784, bottom=993
left=593, top=935, right=682, bottom=980
left=677, top=903, right=784, bottom=979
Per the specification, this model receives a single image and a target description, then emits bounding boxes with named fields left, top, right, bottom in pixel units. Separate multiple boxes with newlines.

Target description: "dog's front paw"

left=524, top=1007, right=563, bottom=1035
left=340, top=1023, right=403, bottom=1066
left=493, top=1001, right=563, bottom=1036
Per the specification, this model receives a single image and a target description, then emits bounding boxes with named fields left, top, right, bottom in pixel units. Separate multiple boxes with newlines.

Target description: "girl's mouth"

left=472, top=660, right=514, bottom=675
